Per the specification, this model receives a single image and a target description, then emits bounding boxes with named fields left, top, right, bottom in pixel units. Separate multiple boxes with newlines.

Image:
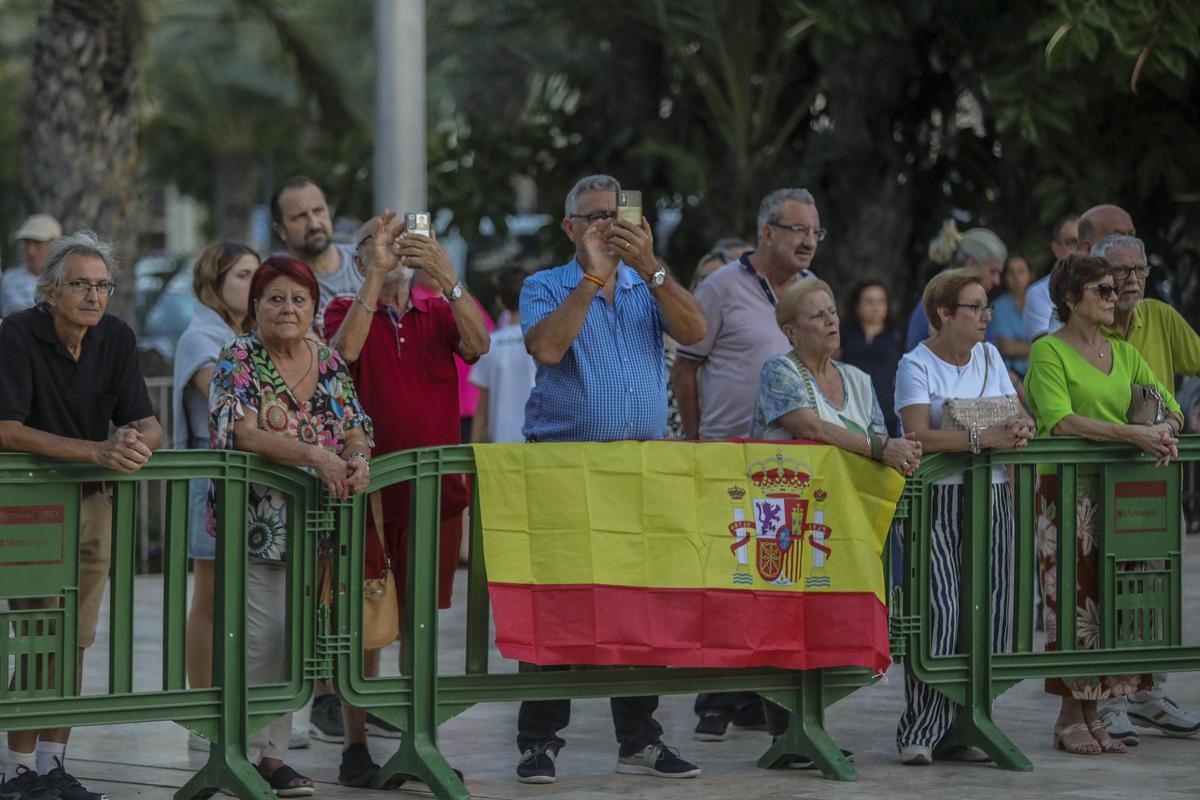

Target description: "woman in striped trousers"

left=893, top=265, right=1033, bottom=765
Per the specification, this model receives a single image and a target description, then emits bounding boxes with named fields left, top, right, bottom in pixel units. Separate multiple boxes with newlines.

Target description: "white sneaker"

left=1128, top=696, right=1200, bottom=737
left=899, top=744, right=932, bottom=765
left=1100, top=707, right=1139, bottom=745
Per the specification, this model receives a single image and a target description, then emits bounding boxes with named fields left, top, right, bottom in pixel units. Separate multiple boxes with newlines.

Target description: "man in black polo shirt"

left=0, top=231, right=161, bottom=800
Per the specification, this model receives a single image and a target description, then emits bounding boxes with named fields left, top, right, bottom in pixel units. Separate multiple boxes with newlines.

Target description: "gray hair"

left=756, top=188, right=817, bottom=240
left=927, top=220, right=1007, bottom=268
left=1090, top=234, right=1146, bottom=262
left=36, top=230, right=118, bottom=305
left=564, top=174, right=620, bottom=217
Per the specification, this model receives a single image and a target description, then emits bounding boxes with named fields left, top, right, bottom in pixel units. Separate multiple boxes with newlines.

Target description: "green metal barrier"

left=0, top=451, right=321, bottom=800
left=327, top=445, right=884, bottom=799
left=891, top=436, right=1200, bottom=770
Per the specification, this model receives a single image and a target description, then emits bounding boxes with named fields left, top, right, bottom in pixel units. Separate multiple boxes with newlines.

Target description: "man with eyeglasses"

left=670, top=188, right=822, bottom=743
left=0, top=231, right=162, bottom=800
left=1090, top=233, right=1200, bottom=746
left=515, top=174, right=706, bottom=784
left=1024, top=205, right=1130, bottom=341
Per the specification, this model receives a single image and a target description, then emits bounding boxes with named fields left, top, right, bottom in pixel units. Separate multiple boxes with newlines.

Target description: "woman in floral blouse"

left=208, top=256, right=372, bottom=796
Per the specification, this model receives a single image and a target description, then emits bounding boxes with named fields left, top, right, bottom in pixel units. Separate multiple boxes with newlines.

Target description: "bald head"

left=1077, top=204, right=1134, bottom=253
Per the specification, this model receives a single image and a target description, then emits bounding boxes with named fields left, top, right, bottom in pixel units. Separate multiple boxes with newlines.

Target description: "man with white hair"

left=671, top=187, right=822, bottom=743
left=1091, top=232, right=1200, bottom=744
left=322, top=212, right=489, bottom=786
left=0, top=231, right=162, bottom=800
left=2, top=213, right=62, bottom=316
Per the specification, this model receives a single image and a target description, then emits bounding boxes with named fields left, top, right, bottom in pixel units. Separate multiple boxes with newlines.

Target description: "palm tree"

left=21, top=0, right=142, bottom=317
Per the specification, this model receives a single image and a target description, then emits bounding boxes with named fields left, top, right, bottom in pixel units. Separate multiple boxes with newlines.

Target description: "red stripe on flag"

left=487, top=582, right=890, bottom=673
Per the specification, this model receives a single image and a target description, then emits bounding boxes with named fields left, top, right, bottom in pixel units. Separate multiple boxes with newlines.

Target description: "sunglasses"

left=1084, top=284, right=1116, bottom=300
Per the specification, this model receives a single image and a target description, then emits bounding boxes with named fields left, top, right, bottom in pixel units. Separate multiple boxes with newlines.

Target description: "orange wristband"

left=581, top=272, right=605, bottom=289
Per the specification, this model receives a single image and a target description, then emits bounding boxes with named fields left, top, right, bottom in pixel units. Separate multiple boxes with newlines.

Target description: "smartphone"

left=617, top=190, right=642, bottom=226
left=404, top=211, right=431, bottom=237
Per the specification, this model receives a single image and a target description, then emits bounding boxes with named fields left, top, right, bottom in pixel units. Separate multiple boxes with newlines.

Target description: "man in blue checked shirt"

left=513, top=174, right=706, bottom=785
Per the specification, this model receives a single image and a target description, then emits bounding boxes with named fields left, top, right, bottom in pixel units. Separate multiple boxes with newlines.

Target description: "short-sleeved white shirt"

left=895, top=341, right=1014, bottom=485
left=469, top=323, right=537, bottom=443
left=1022, top=277, right=1062, bottom=340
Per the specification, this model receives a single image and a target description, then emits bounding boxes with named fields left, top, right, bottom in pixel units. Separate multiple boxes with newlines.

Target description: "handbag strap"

left=786, top=350, right=820, bottom=408
left=977, top=345, right=989, bottom=398
left=368, top=490, right=391, bottom=573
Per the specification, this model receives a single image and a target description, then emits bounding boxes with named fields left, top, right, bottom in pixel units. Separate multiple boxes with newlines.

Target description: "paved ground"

left=21, top=547, right=1200, bottom=800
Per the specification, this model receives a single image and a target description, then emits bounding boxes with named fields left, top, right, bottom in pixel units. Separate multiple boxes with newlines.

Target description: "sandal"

left=1053, top=722, right=1101, bottom=755
left=1086, top=720, right=1128, bottom=754
left=261, top=764, right=315, bottom=797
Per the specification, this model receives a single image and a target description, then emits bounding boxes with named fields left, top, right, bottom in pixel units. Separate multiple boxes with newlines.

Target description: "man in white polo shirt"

left=671, top=187, right=821, bottom=742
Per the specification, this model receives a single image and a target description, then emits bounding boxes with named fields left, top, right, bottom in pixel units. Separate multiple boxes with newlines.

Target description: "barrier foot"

left=941, top=709, right=1032, bottom=772
left=374, top=734, right=468, bottom=800
left=176, top=746, right=273, bottom=800
left=758, top=674, right=857, bottom=782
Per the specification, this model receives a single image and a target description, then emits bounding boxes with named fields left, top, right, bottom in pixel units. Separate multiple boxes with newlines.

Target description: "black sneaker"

left=43, top=760, right=108, bottom=800
left=365, top=712, right=403, bottom=740
left=338, top=743, right=380, bottom=787
left=516, top=743, right=558, bottom=784
left=693, top=712, right=729, bottom=742
left=1, top=766, right=59, bottom=800
left=615, top=743, right=700, bottom=778
left=309, top=693, right=344, bottom=743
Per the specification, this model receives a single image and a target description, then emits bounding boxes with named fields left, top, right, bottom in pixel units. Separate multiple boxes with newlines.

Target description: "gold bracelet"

left=580, top=272, right=605, bottom=289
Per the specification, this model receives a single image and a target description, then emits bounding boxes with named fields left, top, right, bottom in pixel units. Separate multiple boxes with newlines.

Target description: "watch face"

left=651, top=269, right=666, bottom=287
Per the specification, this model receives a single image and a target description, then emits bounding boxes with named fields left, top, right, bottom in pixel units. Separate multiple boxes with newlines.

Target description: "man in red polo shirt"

left=323, top=212, right=490, bottom=785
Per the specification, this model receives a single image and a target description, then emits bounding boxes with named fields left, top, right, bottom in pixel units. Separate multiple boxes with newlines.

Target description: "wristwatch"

left=444, top=281, right=464, bottom=301
left=649, top=267, right=667, bottom=288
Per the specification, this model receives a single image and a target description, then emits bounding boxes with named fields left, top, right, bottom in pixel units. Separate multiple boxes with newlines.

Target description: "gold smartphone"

left=617, top=190, right=642, bottom=225
left=404, top=211, right=431, bottom=237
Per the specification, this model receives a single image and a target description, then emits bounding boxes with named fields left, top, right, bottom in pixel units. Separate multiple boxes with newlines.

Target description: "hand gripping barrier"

left=889, top=436, right=1199, bottom=770
left=0, top=450, right=320, bottom=800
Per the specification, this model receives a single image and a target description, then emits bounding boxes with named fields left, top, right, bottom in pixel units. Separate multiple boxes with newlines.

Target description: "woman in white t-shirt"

left=893, top=268, right=1035, bottom=765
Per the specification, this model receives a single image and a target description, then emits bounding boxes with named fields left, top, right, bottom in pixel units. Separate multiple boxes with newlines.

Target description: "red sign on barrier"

left=1114, top=481, right=1168, bottom=535
left=0, top=505, right=65, bottom=566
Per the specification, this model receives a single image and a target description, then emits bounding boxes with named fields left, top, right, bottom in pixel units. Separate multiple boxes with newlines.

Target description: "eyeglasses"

left=63, top=280, right=117, bottom=297
left=807, top=309, right=839, bottom=323
left=955, top=303, right=995, bottom=318
left=569, top=210, right=616, bottom=224
left=1111, top=264, right=1150, bottom=280
left=768, top=222, right=827, bottom=241
left=1084, top=284, right=1117, bottom=299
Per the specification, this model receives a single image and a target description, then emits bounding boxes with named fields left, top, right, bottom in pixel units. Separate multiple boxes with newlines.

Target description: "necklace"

left=271, top=341, right=315, bottom=395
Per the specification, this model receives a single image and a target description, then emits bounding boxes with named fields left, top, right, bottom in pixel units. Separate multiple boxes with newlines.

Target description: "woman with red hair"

left=207, top=256, right=373, bottom=795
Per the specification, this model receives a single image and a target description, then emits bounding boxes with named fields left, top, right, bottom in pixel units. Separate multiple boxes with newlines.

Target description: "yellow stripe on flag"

left=473, top=441, right=905, bottom=600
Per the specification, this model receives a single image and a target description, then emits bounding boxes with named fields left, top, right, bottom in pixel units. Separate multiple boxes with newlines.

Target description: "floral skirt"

left=1035, top=473, right=1150, bottom=699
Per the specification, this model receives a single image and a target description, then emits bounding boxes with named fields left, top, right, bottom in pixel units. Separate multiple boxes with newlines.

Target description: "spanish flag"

left=473, top=441, right=904, bottom=673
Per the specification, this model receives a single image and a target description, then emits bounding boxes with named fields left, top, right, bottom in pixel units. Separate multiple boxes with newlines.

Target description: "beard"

left=296, top=231, right=331, bottom=257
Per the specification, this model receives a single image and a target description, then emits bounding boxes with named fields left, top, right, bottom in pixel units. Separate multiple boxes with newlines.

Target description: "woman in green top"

left=1025, top=254, right=1182, bottom=756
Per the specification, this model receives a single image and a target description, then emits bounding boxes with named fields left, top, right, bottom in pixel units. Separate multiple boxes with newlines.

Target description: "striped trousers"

left=897, top=481, right=1015, bottom=750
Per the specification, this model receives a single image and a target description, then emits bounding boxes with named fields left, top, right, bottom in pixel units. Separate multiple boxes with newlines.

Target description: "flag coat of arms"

left=472, top=441, right=904, bottom=672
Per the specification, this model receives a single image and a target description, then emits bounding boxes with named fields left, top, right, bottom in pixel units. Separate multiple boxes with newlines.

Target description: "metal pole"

left=374, top=0, right=427, bottom=214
